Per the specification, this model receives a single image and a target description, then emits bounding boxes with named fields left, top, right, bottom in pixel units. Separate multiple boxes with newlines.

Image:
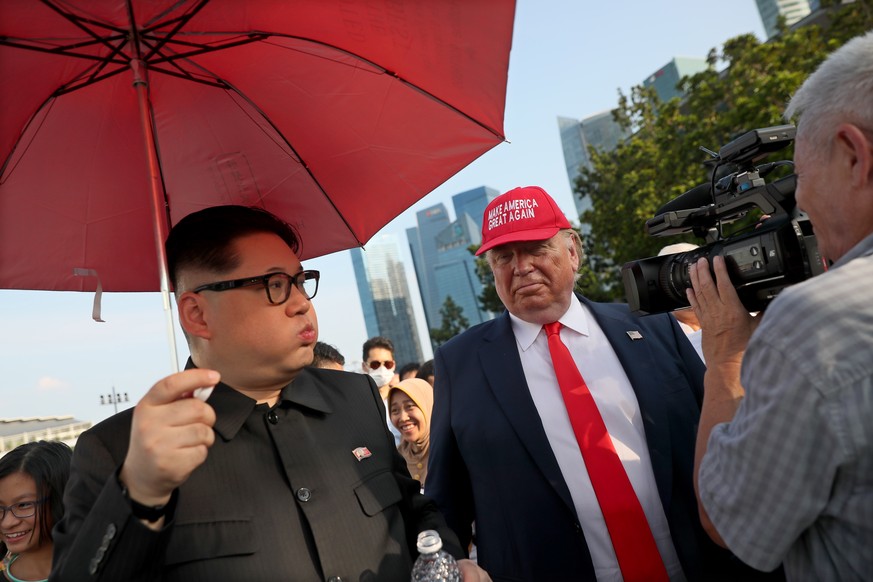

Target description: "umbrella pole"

left=132, top=58, right=180, bottom=373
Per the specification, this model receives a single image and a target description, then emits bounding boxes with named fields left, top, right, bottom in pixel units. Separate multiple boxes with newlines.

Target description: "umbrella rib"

left=146, top=33, right=268, bottom=64
left=137, top=34, right=243, bottom=88
left=40, top=0, right=128, bottom=53
left=140, top=0, right=211, bottom=61
left=0, top=97, right=58, bottom=181
left=54, top=66, right=128, bottom=96
left=215, top=78, right=363, bottom=245
left=389, top=71, right=505, bottom=141
left=144, top=66, right=228, bottom=89
left=0, top=36, right=130, bottom=64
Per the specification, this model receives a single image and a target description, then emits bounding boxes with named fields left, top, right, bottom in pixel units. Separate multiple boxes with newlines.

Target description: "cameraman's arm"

left=686, top=256, right=759, bottom=545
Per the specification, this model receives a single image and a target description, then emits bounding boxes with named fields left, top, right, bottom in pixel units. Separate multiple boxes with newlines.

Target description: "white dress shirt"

left=510, top=297, right=685, bottom=581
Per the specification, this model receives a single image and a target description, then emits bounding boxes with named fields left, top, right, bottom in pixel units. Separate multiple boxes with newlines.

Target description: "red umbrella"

left=0, top=0, right=513, bottom=296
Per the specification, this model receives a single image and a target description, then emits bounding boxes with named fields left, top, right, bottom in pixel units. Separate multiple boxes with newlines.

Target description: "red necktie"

left=544, top=321, right=668, bottom=582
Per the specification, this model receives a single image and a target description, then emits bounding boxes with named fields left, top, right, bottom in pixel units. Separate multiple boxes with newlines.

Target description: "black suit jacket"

left=51, top=366, right=459, bottom=581
left=427, top=295, right=770, bottom=582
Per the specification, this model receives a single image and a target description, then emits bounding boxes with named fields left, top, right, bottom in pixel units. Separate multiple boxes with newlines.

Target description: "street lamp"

left=100, top=386, right=130, bottom=415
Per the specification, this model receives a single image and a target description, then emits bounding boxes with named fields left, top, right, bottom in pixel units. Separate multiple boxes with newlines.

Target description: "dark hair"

left=0, top=440, right=73, bottom=553
left=398, top=362, right=420, bottom=379
left=312, top=341, right=345, bottom=368
left=362, top=336, right=395, bottom=361
left=165, top=205, right=301, bottom=290
left=417, top=359, right=435, bottom=381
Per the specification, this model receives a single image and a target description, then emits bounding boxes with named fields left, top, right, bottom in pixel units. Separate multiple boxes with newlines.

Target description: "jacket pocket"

left=164, top=517, right=256, bottom=566
left=354, top=470, right=402, bottom=516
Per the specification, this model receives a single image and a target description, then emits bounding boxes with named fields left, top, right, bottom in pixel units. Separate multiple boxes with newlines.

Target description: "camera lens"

left=659, top=249, right=706, bottom=304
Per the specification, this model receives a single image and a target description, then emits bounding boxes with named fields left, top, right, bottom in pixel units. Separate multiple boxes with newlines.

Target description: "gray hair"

left=784, top=30, right=873, bottom=156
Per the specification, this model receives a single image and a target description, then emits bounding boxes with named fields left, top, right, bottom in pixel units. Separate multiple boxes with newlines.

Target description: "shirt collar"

left=184, top=359, right=332, bottom=440
left=508, top=294, right=590, bottom=351
left=832, top=231, right=873, bottom=268
left=279, top=368, right=333, bottom=415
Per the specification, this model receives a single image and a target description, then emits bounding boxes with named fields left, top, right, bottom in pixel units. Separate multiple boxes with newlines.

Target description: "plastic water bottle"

left=411, top=530, right=461, bottom=582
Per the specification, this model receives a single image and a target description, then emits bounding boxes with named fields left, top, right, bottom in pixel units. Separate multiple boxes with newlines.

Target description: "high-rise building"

left=560, top=56, right=706, bottom=231
left=558, top=111, right=630, bottom=226
left=350, top=245, right=378, bottom=338
left=433, top=213, right=490, bottom=328
left=642, top=57, right=709, bottom=103
left=408, top=189, right=497, bottom=347
left=451, top=186, right=500, bottom=232
left=351, top=235, right=424, bottom=368
left=407, top=203, right=451, bottom=332
left=755, top=0, right=812, bottom=38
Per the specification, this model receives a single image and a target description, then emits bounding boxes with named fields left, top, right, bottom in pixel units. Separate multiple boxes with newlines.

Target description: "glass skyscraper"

left=451, top=185, right=500, bottom=232
left=407, top=187, right=497, bottom=348
left=642, top=57, right=708, bottom=103
left=351, top=235, right=424, bottom=368
left=407, top=203, right=451, bottom=333
left=755, top=0, right=812, bottom=39
left=558, top=111, right=630, bottom=227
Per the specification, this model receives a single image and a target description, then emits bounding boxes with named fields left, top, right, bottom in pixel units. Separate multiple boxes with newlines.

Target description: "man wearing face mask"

left=362, top=336, right=402, bottom=445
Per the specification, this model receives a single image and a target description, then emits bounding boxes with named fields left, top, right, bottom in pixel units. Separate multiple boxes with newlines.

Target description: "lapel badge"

left=626, top=330, right=643, bottom=340
left=352, top=446, right=372, bottom=461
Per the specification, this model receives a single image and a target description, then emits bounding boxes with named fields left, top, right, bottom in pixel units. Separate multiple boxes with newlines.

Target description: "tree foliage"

left=429, top=295, right=470, bottom=347
left=576, top=3, right=872, bottom=298
left=466, top=3, right=872, bottom=309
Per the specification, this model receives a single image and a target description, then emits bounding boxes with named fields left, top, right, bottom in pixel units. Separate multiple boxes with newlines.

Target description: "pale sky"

left=1, top=0, right=767, bottom=424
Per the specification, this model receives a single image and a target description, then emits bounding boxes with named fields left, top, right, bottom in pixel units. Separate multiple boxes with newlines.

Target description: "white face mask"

left=368, top=366, right=395, bottom=388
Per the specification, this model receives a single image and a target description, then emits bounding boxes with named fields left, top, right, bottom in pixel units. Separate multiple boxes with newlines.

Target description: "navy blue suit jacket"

left=427, top=295, right=760, bottom=582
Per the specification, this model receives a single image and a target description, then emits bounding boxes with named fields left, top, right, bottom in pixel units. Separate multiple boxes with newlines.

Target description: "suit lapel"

left=479, top=312, right=577, bottom=514
left=580, top=297, right=674, bottom=510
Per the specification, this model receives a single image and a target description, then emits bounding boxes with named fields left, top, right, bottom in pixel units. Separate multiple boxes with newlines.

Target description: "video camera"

left=621, top=124, right=826, bottom=315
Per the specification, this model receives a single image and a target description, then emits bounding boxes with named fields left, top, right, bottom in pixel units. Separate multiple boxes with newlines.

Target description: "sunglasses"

left=367, top=360, right=395, bottom=370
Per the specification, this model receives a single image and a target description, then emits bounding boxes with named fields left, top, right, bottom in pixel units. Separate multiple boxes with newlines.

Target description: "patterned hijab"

left=388, top=378, right=434, bottom=486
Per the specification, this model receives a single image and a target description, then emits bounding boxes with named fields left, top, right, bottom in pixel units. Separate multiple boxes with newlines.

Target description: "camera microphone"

left=655, top=183, right=712, bottom=215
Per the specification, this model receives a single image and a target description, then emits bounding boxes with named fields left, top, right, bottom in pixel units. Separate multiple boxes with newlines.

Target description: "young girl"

left=1, top=441, right=72, bottom=582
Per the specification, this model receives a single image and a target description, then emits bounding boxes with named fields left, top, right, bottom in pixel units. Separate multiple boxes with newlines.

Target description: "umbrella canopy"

left=0, top=0, right=514, bottom=293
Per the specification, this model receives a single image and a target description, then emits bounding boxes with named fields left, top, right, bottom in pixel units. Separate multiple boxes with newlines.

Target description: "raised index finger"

left=143, top=368, right=220, bottom=406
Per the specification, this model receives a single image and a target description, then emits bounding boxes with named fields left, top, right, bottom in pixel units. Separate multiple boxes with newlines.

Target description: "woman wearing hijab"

left=387, top=378, right=434, bottom=488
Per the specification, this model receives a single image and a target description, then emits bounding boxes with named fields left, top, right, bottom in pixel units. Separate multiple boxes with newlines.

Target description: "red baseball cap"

left=475, top=186, right=571, bottom=256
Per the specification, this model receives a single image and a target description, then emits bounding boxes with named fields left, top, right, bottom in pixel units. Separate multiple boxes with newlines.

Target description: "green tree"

left=429, top=295, right=470, bottom=347
left=471, top=247, right=504, bottom=313
left=576, top=2, right=872, bottom=298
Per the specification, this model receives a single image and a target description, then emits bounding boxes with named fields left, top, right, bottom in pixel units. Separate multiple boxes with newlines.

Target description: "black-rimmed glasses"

left=0, top=499, right=46, bottom=520
left=193, top=270, right=320, bottom=304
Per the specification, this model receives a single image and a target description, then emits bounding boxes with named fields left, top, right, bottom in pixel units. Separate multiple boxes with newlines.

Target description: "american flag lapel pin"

left=352, top=446, right=372, bottom=461
left=626, top=330, right=643, bottom=340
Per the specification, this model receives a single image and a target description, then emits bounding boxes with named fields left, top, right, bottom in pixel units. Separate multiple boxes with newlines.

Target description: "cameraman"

left=686, top=30, right=873, bottom=581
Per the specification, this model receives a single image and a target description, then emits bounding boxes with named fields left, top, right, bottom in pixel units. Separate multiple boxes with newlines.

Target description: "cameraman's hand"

left=687, top=256, right=759, bottom=368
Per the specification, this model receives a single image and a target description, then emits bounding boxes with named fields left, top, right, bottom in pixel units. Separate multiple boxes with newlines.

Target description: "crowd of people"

left=3, top=29, right=871, bottom=582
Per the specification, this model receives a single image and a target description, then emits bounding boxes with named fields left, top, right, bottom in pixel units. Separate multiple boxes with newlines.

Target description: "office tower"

left=407, top=203, right=451, bottom=332
left=755, top=0, right=812, bottom=38
left=351, top=235, right=424, bottom=368
left=452, top=186, right=500, bottom=232
left=642, top=57, right=709, bottom=103
left=350, top=246, right=379, bottom=338
left=560, top=56, right=705, bottom=231
left=408, top=192, right=496, bottom=347
left=433, top=213, right=491, bottom=328
left=558, top=111, right=630, bottom=226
